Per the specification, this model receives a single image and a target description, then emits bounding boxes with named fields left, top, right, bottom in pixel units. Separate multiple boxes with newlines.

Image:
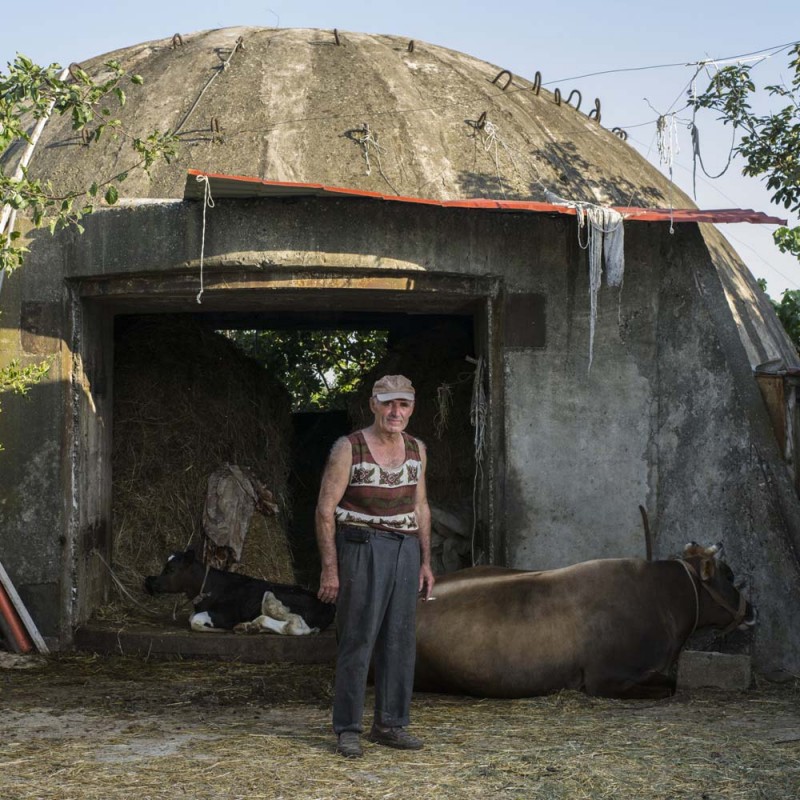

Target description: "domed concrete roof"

left=5, top=26, right=692, bottom=207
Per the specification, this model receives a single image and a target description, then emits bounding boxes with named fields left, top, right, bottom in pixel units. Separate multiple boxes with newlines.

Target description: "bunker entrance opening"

left=101, top=306, right=484, bottom=631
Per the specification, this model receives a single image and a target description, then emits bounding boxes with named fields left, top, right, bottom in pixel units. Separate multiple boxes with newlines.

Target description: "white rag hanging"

left=575, top=205, right=625, bottom=370
left=544, top=192, right=626, bottom=369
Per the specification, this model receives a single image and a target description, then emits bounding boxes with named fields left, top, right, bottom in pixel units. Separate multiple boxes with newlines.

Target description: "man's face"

left=370, top=397, right=414, bottom=434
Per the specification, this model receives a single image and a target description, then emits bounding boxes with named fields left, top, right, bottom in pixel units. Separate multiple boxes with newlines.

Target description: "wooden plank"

left=0, top=560, right=49, bottom=654
left=74, top=623, right=337, bottom=664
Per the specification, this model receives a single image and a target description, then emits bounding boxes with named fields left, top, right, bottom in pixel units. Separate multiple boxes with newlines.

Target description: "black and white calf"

left=144, top=549, right=335, bottom=635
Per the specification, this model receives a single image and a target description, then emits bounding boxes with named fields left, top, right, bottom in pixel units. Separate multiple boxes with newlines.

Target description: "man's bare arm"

left=315, top=437, right=352, bottom=603
left=415, top=440, right=435, bottom=600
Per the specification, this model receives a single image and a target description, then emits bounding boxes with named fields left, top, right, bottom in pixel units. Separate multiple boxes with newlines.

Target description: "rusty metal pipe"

left=0, top=601, right=20, bottom=653
left=0, top=582, right=33, bottom=654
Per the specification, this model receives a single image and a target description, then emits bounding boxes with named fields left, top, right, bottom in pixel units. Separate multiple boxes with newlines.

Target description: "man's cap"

left=372, top=374, right=415, bottom=402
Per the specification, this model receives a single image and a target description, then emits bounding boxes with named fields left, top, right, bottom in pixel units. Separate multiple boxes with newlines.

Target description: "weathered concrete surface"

left=1, top=28, right=800, bottom=676
left=677, top=651, right=752, bottom=691
left=701, top=224, right=798, bottom=370
left=2, top=28, right=688, bottom=208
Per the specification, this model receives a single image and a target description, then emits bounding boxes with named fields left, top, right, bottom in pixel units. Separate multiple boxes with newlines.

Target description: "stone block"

left=677, top=650, right=752, bottom=690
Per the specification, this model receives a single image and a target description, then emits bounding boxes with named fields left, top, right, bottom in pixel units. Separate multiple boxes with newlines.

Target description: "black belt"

left=338, top=524, right=416, bottom=540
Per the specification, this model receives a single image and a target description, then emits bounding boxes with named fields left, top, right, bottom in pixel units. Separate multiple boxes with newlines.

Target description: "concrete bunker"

left=75, top=276, right=495, bottom=630
left=3, top=27, right=800, bottom=675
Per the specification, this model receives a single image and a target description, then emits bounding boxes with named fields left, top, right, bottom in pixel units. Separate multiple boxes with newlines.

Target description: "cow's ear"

left=700, top=557, right=716, bottom=581
left=683, top=542, right=703, bottom=558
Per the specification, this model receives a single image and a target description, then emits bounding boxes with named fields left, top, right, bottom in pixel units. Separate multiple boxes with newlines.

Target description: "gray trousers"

left=332, top=526, right=421, bottom=734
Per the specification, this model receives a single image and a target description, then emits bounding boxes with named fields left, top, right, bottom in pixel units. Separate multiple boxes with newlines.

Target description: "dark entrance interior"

left=108, top=307, right=480, bottom=614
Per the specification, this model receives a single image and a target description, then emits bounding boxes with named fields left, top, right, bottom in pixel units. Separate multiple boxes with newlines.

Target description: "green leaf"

left=89, top=182, right=98, bottom=197
left=130, top=74, right=144, bottom=85
left=104, top=185, right=119, bottom=205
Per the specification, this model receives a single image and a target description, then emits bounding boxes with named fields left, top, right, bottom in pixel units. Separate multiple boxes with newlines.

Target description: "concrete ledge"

left=677, top=650, right=752, bottom=690
left=73, top=622, right=337, bottom=664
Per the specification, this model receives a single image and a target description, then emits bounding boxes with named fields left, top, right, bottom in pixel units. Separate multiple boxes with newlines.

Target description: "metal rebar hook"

left=407, top=40, right=415, bottom=53
left=492, top=70, right=513, bottom=91
left=333, top=29, right=341, bottom=46
left=532, top=71, right=542, bottom=95
left=476, top=111, right=487, bottom=130
left=553, top=88, right=562, bottom=106
left=588, top=98, right=602, bottom=123
left=171, top=33, right=184, bottom=49
left=566, top=90, right=582, bottom=111
left=67, top=62, right=83, bottom=81
left=612, top=127, right=628, bottom=141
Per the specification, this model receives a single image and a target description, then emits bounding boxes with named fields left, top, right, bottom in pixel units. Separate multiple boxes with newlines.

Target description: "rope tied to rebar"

left=195, top=173, right=215, bottom=304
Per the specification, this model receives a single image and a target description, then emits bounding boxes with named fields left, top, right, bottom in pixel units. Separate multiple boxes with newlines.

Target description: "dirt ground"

left=1, top=652, right=799, bottom=800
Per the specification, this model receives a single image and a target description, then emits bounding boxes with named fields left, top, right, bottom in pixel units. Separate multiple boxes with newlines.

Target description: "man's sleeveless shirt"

left=335, top=431, right=421, bottom=532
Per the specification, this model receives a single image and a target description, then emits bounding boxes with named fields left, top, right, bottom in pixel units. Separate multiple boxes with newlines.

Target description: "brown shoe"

left=366, top=725, right=423, bottom=750
left=336, top=731, right=363, bottom=758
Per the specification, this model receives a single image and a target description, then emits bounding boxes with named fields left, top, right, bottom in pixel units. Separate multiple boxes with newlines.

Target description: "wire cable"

left=540, top=39, right=798, bottom=87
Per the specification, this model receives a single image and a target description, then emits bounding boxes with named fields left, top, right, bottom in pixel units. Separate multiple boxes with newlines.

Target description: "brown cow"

left=414, top=542, right=755, bottom=698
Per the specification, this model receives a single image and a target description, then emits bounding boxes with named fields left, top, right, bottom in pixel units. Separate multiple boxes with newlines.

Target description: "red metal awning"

left=184, top=170, right=787, bottom=225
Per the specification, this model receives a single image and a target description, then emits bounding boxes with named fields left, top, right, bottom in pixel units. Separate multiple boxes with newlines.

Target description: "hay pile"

left=3, top=654, right=799, bottom=800
left=109, top=316, right=295, bottom=615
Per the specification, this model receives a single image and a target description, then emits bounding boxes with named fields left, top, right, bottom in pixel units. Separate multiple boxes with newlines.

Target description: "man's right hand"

left=318, top=566, right=339, bottom=604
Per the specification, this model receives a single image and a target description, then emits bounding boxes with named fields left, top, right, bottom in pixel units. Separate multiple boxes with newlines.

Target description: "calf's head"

left=144, top=549, right=204, bottom=597
left=683, top=542, right=756, bottom=632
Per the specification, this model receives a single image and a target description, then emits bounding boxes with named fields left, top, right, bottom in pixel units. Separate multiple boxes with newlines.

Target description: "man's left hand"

left=418, top=564, right=435, bottom=600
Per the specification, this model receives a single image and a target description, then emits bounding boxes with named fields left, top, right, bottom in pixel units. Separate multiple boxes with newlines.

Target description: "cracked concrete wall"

left=1, top=199, right=799, bottom=675
left=500, top=218, right=800, bottom=673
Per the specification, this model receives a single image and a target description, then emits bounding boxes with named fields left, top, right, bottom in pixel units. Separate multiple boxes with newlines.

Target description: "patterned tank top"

left=335, top=430, right=421, bottom=532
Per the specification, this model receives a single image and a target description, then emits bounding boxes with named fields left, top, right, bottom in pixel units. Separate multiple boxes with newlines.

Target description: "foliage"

left=0, top=53, right=178, bottom=447
left=690, top=44, right=800, bottom=261
left=0, top=357, right=51, bottom=452
left=224, top=329, right=388, bottom=411
left=1, top=54, right=178, bottom=275
left=758, top=278, right=800, bottom=352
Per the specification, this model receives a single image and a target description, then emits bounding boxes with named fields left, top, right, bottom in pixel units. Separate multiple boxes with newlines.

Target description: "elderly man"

left=316, top=374, right=435, bottom=758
